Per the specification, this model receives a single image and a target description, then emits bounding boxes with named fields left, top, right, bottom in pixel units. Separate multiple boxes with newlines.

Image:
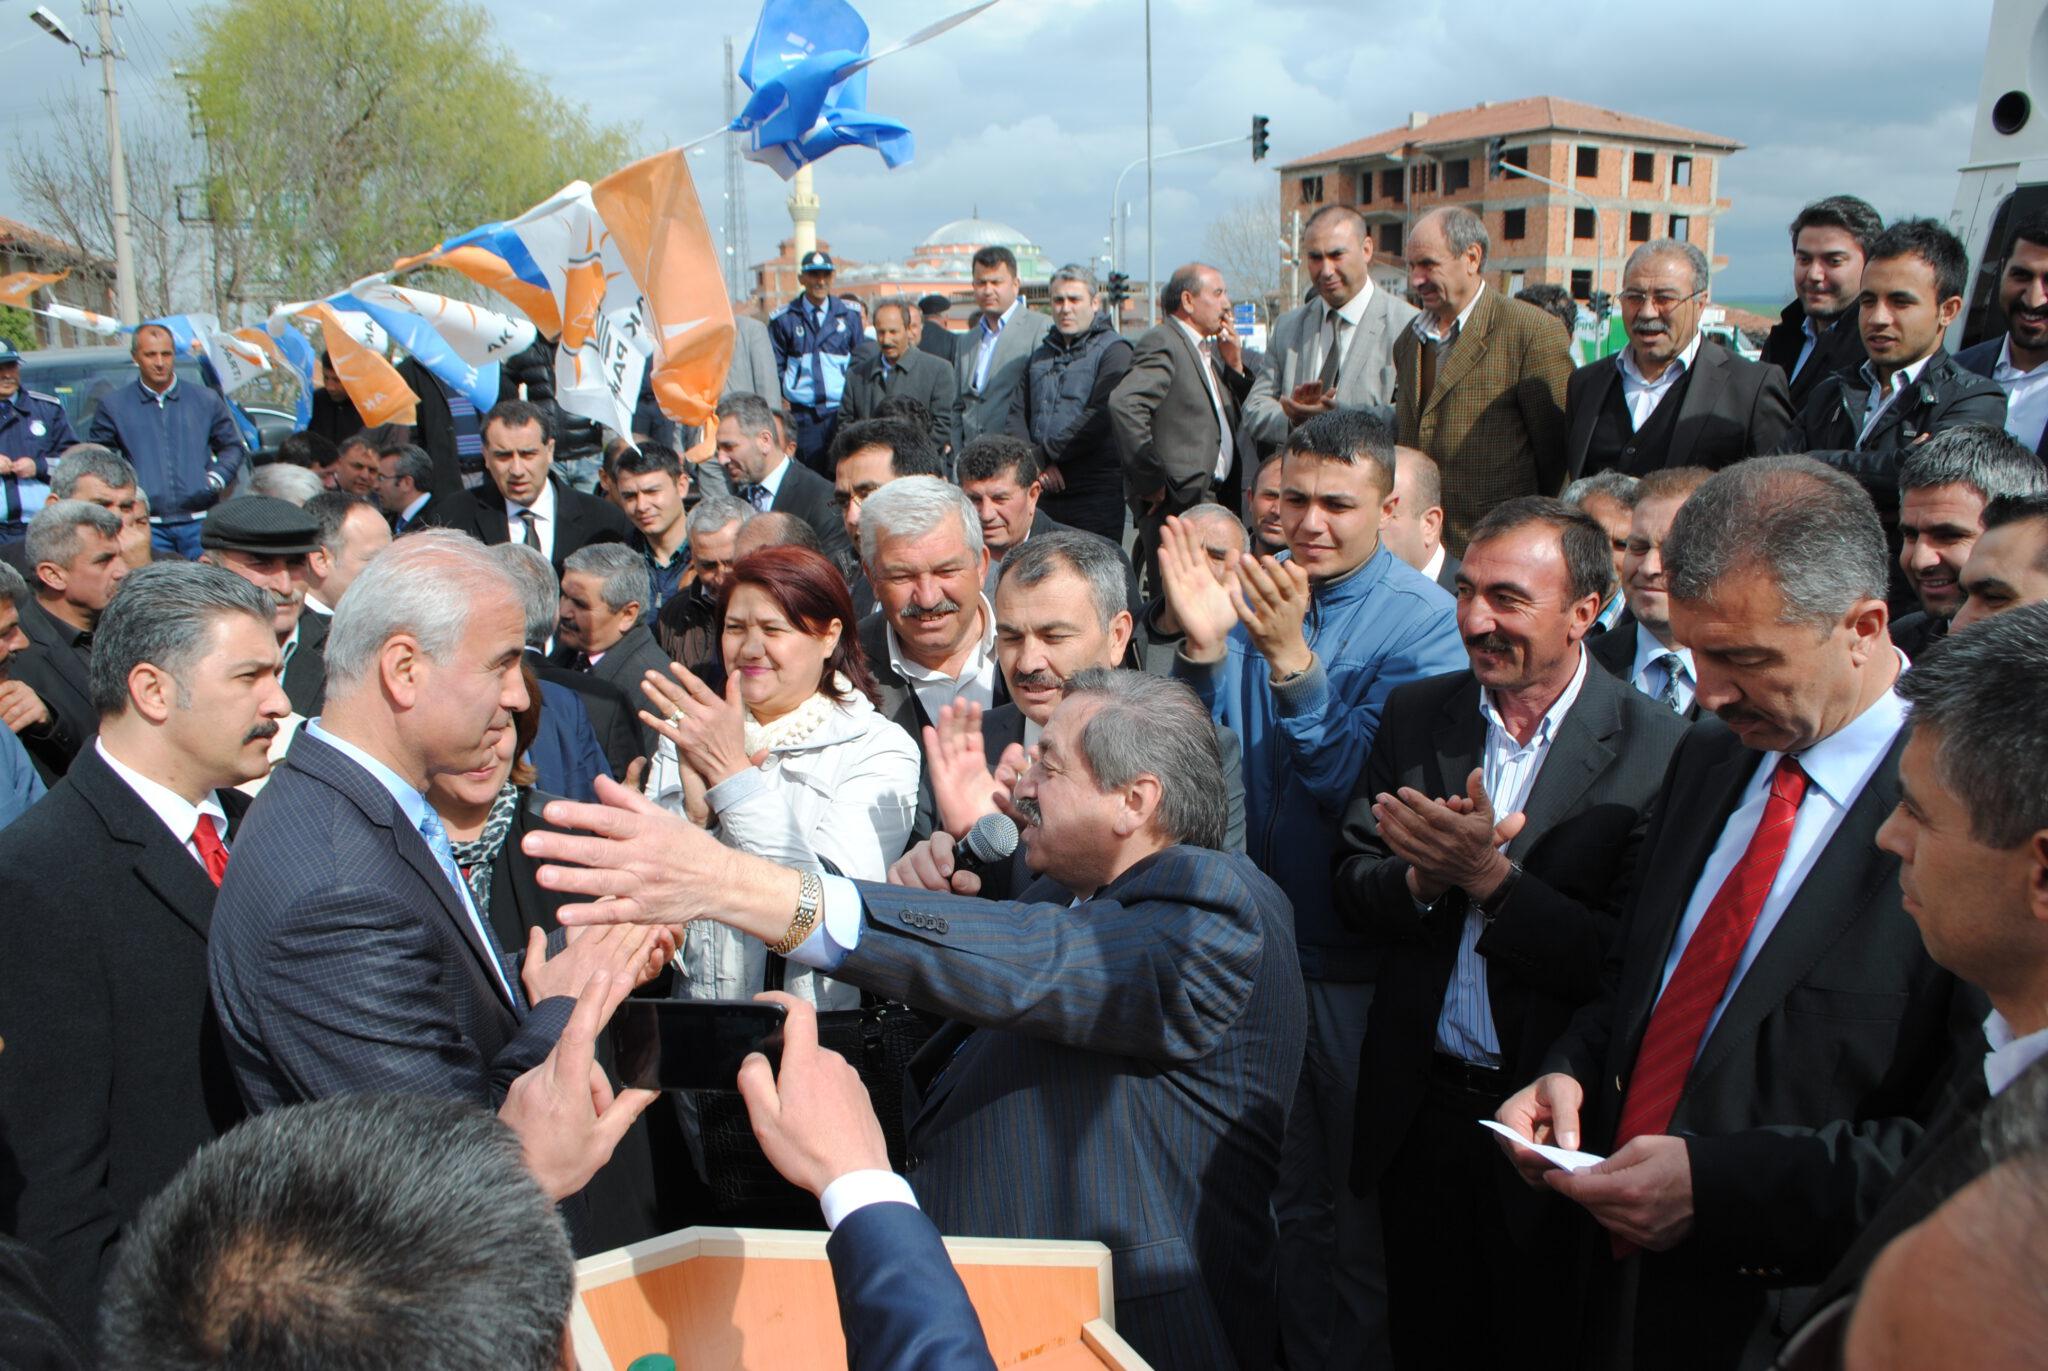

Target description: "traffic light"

left=1251, top=114, right=1270, bottom=162
left=1106, top=271, right=1131, bottom=309
left=1486, top=137, right=1506, bottom=178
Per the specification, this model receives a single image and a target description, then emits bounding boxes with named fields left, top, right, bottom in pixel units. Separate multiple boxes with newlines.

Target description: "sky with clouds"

left=0, top=0, right=2001, bottom=310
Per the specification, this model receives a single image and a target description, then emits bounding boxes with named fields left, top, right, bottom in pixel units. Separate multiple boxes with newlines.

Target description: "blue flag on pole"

left=333, top=290, right=500, bottom=414
left=731, top=0, right=913, bottom=178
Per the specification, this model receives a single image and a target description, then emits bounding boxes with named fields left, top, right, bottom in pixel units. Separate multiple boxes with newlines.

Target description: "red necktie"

left=1608, top=756, right=1807, bottom=1256
left=192, top=813, right=230, bottom=887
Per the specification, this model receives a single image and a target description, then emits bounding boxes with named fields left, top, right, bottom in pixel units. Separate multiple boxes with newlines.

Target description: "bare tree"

left=1203, top=196, right=1286, bottom=316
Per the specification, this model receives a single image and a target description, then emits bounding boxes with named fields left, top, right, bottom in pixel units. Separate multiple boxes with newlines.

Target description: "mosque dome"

left=917, top=216, right=1036, bottom=249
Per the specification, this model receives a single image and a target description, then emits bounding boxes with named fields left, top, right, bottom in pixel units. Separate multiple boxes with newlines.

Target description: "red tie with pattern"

left=1608, top=756, right=1808, bottom=1256
left=192, top=813, right=230, bottom=887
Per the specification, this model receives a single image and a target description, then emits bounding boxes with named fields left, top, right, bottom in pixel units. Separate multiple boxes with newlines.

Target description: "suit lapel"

left=1665, top=340, right=1726, bottom=470
left=907, top=1018, right=979, bottom=1126
left=1423, top=289, right=1497, bottom=419
left=1429, top=677, right=1485, bottom=802
left=1568, top=360, right=1622, bottom=475
left=73, top=750, right=218, bottom=941
left=1508, top=667, right=1619, bottom=861
left=1337, top=294, right=1389, bottom=399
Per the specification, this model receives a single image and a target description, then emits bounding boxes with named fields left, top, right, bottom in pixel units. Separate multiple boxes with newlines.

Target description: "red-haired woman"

left=642, top=545, right=920, bottom=1009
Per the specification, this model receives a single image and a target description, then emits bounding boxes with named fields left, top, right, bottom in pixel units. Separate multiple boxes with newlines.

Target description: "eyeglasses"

left=1617, top=288, right=1704, bottom=310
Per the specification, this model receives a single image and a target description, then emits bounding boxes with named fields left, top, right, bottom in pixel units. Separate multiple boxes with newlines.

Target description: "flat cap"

left=200, top=495, right=322, bottom=556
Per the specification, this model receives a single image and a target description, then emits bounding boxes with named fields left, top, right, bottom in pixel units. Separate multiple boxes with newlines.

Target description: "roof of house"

left=1282, top=96, right=1743, bottom=170
left=0, top=215, right=108, bottom=269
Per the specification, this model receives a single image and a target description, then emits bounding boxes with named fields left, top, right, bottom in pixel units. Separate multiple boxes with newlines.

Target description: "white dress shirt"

left=1629, top=630, right=1697, bottom=716
left=396, top=491, right=432, bottom=530
left=885, top=595, right=1000, bottom=721
left=95, top=737, right=227, bottom=871
left=1616, top=332, right=1704, bottom=430
left=505, top=478, right=560, bottom=562
left=1858, top=355, right=1935, bottom=445
left=1983, top=1009, right=2048, bottom=1097
left=1654, top=670, right=1907, bottom=1048
left=1435, top=649, right=1590, bottom=1064
left=1415, top=281, right=1486, bottom=347
left=1420, top=543, right=1448, bottom=585
left=1314, top=279, right=1377, bottom=378
left=1172, top=315, right=1235, bottom=482
left=1992, top=337, right=2048, bottom=447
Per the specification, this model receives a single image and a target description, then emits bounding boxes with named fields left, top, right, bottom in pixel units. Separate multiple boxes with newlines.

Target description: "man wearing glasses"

left=1563, top=239, right=1794, bottom=481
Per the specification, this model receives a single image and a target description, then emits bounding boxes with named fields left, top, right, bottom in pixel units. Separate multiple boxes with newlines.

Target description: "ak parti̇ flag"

left=306, top=302, right=418, bottom=426
left=0, top=269, right=68, bottom=309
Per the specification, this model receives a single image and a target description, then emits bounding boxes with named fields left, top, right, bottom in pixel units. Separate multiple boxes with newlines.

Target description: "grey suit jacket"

left=1242, top=287, right=1418, bottom=447
left=725, top=315, right=780, bottom=405
left=580, top=623, right=672, bottom=756
left=1109, top=321, right=1255, bottom=509
left=954, top=307, right=1052, bottom=449
left=842, top=345, right=959, bottom=436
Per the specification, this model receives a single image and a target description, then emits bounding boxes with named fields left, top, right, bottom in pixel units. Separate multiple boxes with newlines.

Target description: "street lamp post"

left=31, top=3, right=139, bottom=325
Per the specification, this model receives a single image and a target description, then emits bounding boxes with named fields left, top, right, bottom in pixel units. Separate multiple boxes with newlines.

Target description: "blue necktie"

left=740, top=482, right=772, bottom=512
left=1654, top=652, right=1687, bottom=713
left=418, top=808, right=524, bottom=1010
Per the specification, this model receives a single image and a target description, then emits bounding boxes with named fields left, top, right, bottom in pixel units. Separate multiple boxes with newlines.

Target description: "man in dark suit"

left=1110, top=261, right=1255, bottom=591
left=955, top=247, right=1052, bottom=452
left=1777, top=602, right=2048, bottom=1363
left=716, top=390, right=854, bottom=568
left=494, top=541, right=643, bottom=789
left=1761, top=195, right=1884, bottom=411
left=526, top=668, right=1308, bottom=1370
left=197, top=496, right=330, bottom=717
left=1565, top=240, right=1793, bottom=481
left=0, top=562, right=287, bottom=1339
left=1395, top=208, right=1573, bottom=551
left=209, top=531, right=667, bottom=1118
left=841, top=297, right=959, bottom=435
left=415, top=398, right=634, bottom=572
left=917, top=292, right=960, bottom=364
left=1381, top=445, right=1462, bottom=592
left=1334, top=497, right=1689, bottom=1368
left=555, top=542, right=672, bottom=758
left=1494, top=457, right=1983, bottom=1371
left=1590, top=465, right=1715, bottom=718
left=10, top=500, right=130, bottom=773
left=1954, top=211, right=2048, bottom=453
left=955, top=435, right=1140, bottom=615
left=1888, top=426, right=2048, bottom=659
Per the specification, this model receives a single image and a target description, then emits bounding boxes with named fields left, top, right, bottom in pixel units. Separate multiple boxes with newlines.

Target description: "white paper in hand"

left=1478, top=1119, right=1606, bottom=1173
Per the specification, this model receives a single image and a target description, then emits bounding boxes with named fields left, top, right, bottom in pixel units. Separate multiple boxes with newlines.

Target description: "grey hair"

left=387, top=443, right=436, bottom=489
left=326, top=530, right=515, bottom=694
left=858, top=475, right=983, bottom=566
left=1624, top=238, right=1710, bottom=295
left=49, top=443, right=135, bottom=498
left=1562, top=469, right=1642, bottom=511
left=869, top=294, right=917, bottom=327
left=563, top=542, right=651, bottom=615
left=1899, top=424, right=2048, bottom=502
left=1061, top=668, right=1226, bottom=849
left=688, top=492, right=753, bottom=543
left=1663, top=455, right=1888, bottom=626
left=101, top=1094, right=573, bottom=1371
left=717, top=390, right=779, bottom=440
left=88, top=561, right=274, bottom=716
left=25, top=499, right=122, bottom=578
left=998, top=529, right=1128, bottom=629
left=490, top=543, right=559, bottom=648
left=1049, top=263, right=1099, bottom=295
left=1181, top=501, right=1250, bottom=552
left=241, top=463, right=323, bottom=505
left=0, top=558, right=25, bottom=607
left=1419, top=206, right=1490, bottom=266
left=1897, top=601, right=2048, bottom=847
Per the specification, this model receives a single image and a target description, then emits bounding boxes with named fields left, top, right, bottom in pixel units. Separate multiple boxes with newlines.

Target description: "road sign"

left=1234, top=301, right=1256, bottom=338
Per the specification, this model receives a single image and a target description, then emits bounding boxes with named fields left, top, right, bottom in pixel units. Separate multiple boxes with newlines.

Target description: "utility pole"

left=721, top=36, right=751, bottom=303
left=1143, top=0, right=1155, bottom=324
left=30, top=2, right=138, bottom=323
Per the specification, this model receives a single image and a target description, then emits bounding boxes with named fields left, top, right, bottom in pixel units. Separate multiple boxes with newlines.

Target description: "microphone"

left=953, top=812, right=1020, bottom=880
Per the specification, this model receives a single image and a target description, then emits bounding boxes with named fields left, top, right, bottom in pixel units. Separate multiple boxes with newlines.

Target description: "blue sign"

left=1234, top=302, right=1256, bottom=338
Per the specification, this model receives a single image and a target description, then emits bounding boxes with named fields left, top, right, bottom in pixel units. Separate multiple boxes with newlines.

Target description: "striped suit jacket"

left=839, top=847, right=1307, bottom=1371
left=1394, top=286, right=1573, bottom=553
left=209, top=729, right=574, bottom=1114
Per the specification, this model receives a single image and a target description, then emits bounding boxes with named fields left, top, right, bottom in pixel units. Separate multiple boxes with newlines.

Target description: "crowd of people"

left=1, top=189, right=2047, bottom=1371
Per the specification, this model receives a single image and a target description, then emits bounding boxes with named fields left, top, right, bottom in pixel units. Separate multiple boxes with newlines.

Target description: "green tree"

left=0, top=308, right=36, bottom=354
left=184, top=0, right=635, bottom=305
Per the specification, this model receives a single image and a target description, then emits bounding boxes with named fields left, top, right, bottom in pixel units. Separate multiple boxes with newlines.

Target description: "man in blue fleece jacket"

left=1164, top=405, right=1463, bottom=1369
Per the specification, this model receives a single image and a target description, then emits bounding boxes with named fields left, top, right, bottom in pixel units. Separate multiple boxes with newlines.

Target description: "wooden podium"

left=569, top=1227, right=1154, bottom=1369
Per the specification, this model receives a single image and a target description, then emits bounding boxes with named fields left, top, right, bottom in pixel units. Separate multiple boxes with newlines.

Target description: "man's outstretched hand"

left=737, top=992, right=892, bottom=1199
left=501, top=969, right=658, bottom=1201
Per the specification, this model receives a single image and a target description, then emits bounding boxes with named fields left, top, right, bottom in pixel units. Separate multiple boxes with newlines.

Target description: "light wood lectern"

left=569, top=1227, right=1155, bottom=1370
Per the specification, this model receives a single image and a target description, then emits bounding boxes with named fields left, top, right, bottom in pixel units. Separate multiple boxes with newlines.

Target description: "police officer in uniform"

left=768, top=250, right=864, bottom=474
left=0, top=341, right=79, bottom=542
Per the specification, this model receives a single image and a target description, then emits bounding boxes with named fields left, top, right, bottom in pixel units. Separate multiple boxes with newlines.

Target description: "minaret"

left=788, top=165, right=820, bottom=260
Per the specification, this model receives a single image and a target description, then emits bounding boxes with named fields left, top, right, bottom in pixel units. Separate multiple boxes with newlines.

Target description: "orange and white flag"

left=304, top=302, right=418, bottom=426
left=0, top=269, right=67, bottom=309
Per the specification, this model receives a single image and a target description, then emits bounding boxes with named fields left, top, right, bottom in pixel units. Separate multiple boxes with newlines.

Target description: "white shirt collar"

left=885, top=594, right=997, bottom=686
left=1420, top=543, right=1446, bottom=583
left=1171, top=314, right=1215, bottom=352
left=400, top=491, right=431, bottom=523
left=1995, top=336, right=2048, bottom=381
left=1418, top=280, right=1485, bottom=344
left=1321, top=279, right=1376, bottom=330
left=304, top=718, right=432, bottom=831
left=1630, top=628, right=1693, bottom=685
left=1765, top=664, right=1909, bottom=811
left=1617, top=330, right=1704, bottom=388
left=756, top=455, right=793, bottom=502
left=95, top=737, right=225, bottom=850
left=1984, top=1008, right=2048, bottom=1097
left=1480, top=644, right=1589, bottom=748
left=506, top=477, right=558, bottom=524
left=304, top=593, right=333, bottom=617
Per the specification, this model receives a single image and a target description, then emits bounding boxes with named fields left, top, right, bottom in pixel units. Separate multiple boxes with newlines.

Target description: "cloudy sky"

left=0, top=0, right=2001, bottom=309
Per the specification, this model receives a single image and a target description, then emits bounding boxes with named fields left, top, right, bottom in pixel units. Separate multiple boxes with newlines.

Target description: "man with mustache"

left=1564, top=239, right=1792, bottom=482
left=1762, top=196, right=1884, bottom=411
left=1955, top=212, right=2048, bottom=452
left=1888, top=426, right=2047, bottom=658
left=0, top=562, right=287, bottom=1337
left=197, top=496, right=331, bottom=717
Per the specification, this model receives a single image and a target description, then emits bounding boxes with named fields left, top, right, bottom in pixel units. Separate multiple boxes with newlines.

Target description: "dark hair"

left=871, top=396, right=944, bottom=452
left=828, top=416, right=942, bottom=479
left=89, top=561, right=279, bottom=718
left=1868, top=217, right=1971, bottom=304
left=304, top=490, right=379, bottom=553
left=614, top=442, right=683, bottom=481
left=1304, top=204, right=1370, bottom=239
left=1395, top=446, right=1442, bottom=509
left=1899, top=424, right=2048, bottom=501
left=100, top=1095, right=572, bottom=1371
left=1985, top=491, right=2048, bottom=533
left=276, top=429, right=340, bottom=471
left=970, top=245, right=1018, bottom=277
left=1663, top=455, right=1888, bottom=626
left=1789, top=195, right=1884, bottom=254
left=336, top=431, right=380, bottom=460
left=382, top=443, right=436, bottom=490
left=1897, top=600, right=2048, bottom=847
left=482, top=398, right=553, bottom=444
left=1284, top=406, right=1396, bottom=491
left=956, top=434, right=1040, bottom=487
left=1464, top=495, right=1614, bottom=604
left=2010, top=212, right=2048, bottom=256
left=1515, top=283, right=1579, bottom=339
left=1000, top=528, right=1128, bottom=629
left=720, top=545, right=880, bottom=707
left=1159, top=262, right=1210, bottom=319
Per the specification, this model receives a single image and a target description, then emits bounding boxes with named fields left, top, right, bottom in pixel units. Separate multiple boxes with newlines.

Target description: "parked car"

left=18, top=346, right=294, bottom=457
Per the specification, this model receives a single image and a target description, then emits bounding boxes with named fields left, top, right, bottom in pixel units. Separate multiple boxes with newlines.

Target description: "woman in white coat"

left=641, top=544, right=920, bottom=1009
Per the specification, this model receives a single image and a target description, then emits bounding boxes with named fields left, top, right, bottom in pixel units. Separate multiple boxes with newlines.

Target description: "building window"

left=1670, top=214, right=1691, bottom=241
left=1357, top=171, right=1371, bottom=205
left=1299, top=175, right=1324, bottom=204
left=1673, top=155, right=1693, bottom=187
left=1574, top=207, right=1597, bottom=239
left=1443, top=158, right=1471, bottom=193
left=1630, top=211, right=1652, bottom=243
left=1379, top=222, right=1404, bottom=256
left=1410, top=161, right=1438, bottom=195
left=1498, top=145, right=1529, bottom=177
left=1633, top=151, right=1655, bottom=182
left=1571, top=269, right=1593, bottom=300
left=1502, top=207, right=1527, bottom=240
left=1576, top=145, right=1599, bottom=178
left=1381, top=168, right=1405, bottom=203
